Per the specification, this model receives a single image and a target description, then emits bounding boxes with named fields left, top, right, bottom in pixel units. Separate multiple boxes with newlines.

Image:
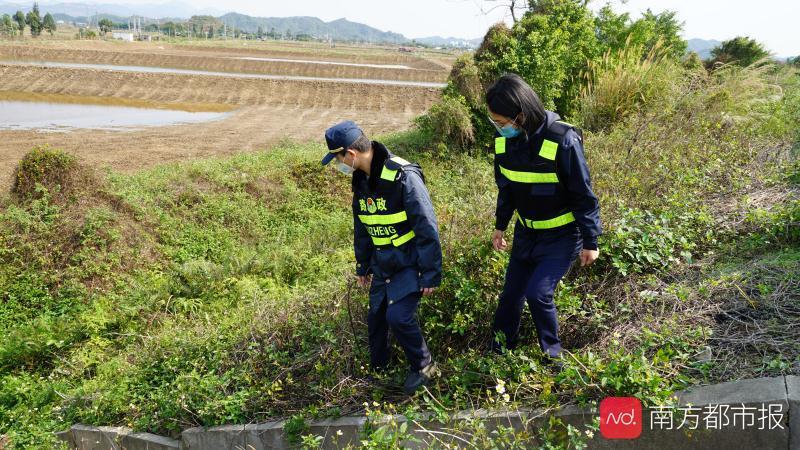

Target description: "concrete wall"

left=56, top=375, right=800, bottom=449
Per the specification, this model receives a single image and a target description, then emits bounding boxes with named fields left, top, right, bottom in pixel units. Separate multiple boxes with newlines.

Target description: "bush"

left=599, top=208, right=708, bottom=276
left=414, top=95, right=475, bottom=152
left=435, top=0, right=691, bottom=149
left=479, top=0, right=599, bottom=117
left=447, top=54, right=484, bottom=109
left=709, top=36, right=770, bottom=68
left=11, top=146, right=83, bottom=202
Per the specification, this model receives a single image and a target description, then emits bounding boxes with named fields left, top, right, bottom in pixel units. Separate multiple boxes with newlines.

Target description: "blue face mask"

left=489, top=114, right=523, bottom=139
left=499, top=123, right=522, bottom=139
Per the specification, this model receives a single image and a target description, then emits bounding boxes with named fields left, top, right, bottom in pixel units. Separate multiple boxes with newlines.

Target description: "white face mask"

left=336, top=153, right=356, bottom=175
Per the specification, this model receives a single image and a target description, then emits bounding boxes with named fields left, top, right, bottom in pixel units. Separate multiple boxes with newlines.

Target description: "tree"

left=710, top=36, right=770, bottom=67
left=13, top=10, right=25, bottom=35
left=474, top=0, right=599, bottom=116
left=479, top=0, right=530, bottom=23
left=98, top=18, right=113, bottom=34
left=42, top=12, right=55, bottom=35
left=682, top=51, right=704, bottom=72
left=1, top=14, right=18, bottom=37
left=161, top=21, right=177, bottom=36
left=594, top=5, right=630, bottom=52
left=595, top=6, right=687, bottom=60
left=25, top=2, right=42, bottom=36
left=626, top=10, right=687, bottom=59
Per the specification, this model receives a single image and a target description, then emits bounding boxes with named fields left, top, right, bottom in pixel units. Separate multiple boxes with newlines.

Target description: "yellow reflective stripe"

left=520, top=212, right=575, bottom=229
left=539, top=139, right=558, bottom=161
left=495, top=137, right=506, bottom=155
left=499, top=165, right=559, bottom=183
left=358, top=211, right=408, bottom=225
left=390, top=156, right=411, bottom=166
left=392, top=230, right=415, bottom=247
left=369, top=230, right=416, bottom=246
left=380, top=166, right=398, bottom=181
left=371, top=235, right=394, bottom=246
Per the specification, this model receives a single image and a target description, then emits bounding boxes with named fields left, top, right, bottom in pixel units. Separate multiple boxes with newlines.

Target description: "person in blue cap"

left=321, top=120, right=442, bottom=394
left=485, top=74, right=602, bottom=367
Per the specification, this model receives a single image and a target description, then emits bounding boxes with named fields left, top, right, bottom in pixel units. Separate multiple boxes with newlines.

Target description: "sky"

left=74, top=0, right=800, bottom=56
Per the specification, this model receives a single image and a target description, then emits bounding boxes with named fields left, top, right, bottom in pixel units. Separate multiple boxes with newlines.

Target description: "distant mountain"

left=413, top=36, right=482, bottom=49
left=217, top=13, right=406, bottom=43
left=0, top=1, right=222, bottom=18
left=687, top=38, right=722, bottom=60
left=0, top=2, right=440, bottom=44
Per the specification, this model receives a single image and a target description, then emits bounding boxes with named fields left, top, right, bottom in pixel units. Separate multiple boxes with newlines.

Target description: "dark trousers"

left=367, top=290, right=432, bottom=371
left=492, top=231, right=581, bottom=356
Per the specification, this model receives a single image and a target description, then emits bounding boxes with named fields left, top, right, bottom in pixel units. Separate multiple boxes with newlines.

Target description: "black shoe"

left=403, top=361, right=439, bottom=395
left=544, top=354, right=564, bottom=373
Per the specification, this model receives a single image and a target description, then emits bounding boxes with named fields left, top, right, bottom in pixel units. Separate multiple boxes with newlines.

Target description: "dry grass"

left=578, top=39, right=682, bottom=132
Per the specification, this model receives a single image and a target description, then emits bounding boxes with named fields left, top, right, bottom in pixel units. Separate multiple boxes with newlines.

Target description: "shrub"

left=709, top=36, right=771, bottom=68
left=447, top=54, right=484, bottom=110
left=484, top=0, right=600, bottom=116
left=11, top=146, right=84, bottom=202
left=414, top=95, right=475, bottom=152
left=437, top=0, right=692, bottom=148
left=599, top=208, right=706, bottom=276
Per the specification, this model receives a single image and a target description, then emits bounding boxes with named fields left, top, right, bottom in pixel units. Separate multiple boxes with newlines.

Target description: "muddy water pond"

left=0, top=100, right=231, bottom=131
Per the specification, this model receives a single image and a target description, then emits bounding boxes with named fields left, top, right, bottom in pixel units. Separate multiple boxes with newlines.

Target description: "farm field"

left=0, top=38, right=449, bottom=188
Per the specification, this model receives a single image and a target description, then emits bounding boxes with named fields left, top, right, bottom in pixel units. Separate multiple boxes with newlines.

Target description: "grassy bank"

left=1, top=66, right=798, bottom=448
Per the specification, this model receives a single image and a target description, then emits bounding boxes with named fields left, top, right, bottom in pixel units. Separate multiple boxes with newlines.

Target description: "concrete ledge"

left=307, top=416, right=367, bottom=449
left=181, top=422, right=289, bottom=450
left=121, top=432, right=181, bottom=450
left=56, top=424, right=180, bottom=450
left=787, top=375, right=799, bottom=450
left=55, top=376, right=797, bottom=449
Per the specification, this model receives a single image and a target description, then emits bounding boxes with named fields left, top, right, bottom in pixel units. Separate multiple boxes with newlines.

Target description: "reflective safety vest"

left=494, top=120, right=578, bottom=230
left=355, top=156, right=417, bottom=247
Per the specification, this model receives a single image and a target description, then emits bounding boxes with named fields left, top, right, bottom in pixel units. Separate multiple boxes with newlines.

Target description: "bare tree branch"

left=476, top=0, right=530, bottom=24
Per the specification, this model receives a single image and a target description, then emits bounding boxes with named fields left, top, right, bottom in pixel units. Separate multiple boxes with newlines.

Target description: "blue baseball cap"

left=322, top=120, right=363, bottom=165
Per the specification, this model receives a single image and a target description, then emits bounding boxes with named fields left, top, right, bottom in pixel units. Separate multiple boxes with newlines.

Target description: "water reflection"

left=0, top=100, right=231, bottom=131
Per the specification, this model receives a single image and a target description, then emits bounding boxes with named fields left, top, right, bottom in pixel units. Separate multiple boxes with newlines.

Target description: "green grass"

left=0, top=66, right=798, bottom=448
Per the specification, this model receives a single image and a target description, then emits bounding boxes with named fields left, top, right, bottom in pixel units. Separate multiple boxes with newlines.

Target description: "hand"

left=579, top=249, right=599, bottom=266
left=356, top=275, right=371, bottom=288
left=491, top=229, right=507, bottom=251
left=420, top=287, right=436, bottom=297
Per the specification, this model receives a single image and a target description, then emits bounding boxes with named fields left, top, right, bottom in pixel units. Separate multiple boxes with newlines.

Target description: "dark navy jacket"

left=494, top=111, right=602, bottom=249
left=353, top=142, right=442, bottom=304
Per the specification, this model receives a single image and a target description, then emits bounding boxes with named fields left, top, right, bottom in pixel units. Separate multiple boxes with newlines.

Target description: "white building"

left=112, top=32, right=134, bottom=42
